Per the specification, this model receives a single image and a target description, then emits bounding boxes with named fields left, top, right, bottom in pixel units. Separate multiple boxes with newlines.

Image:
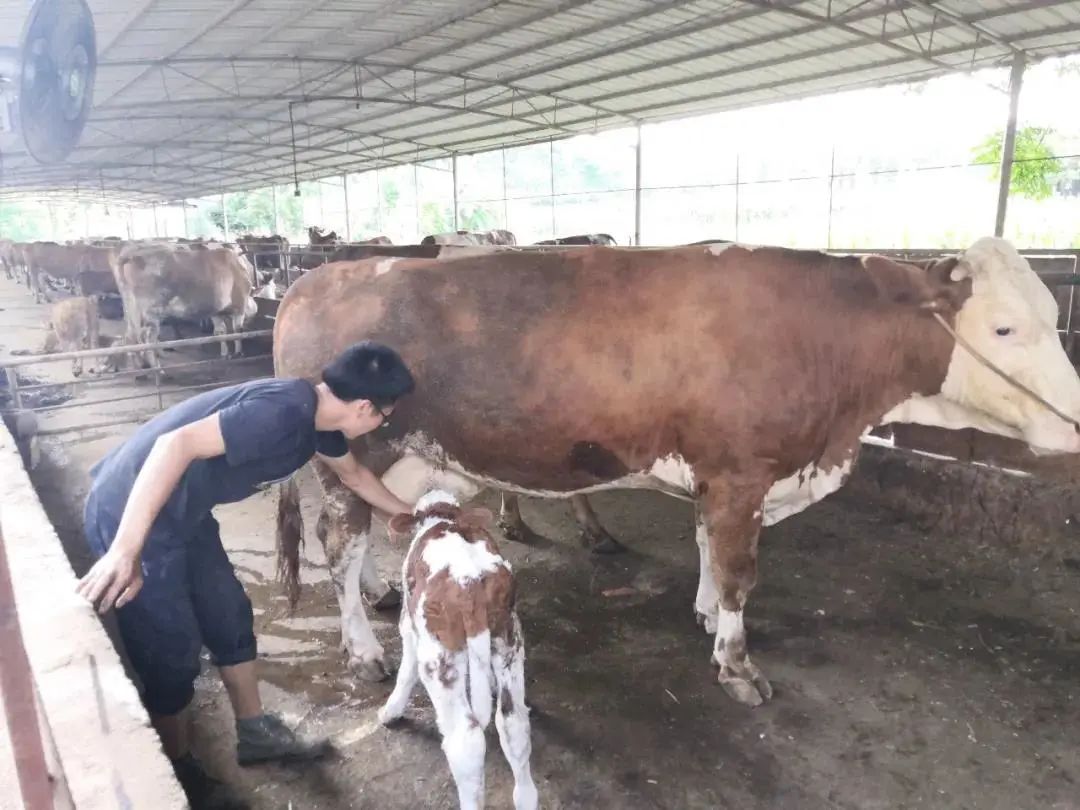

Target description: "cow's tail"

left=464, top=596, right=493, bottom=730
left=275, top=476, right=304, bottom=610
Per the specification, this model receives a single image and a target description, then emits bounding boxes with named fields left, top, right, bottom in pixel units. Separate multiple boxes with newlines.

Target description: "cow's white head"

left=935, top=237, right=1080, bottom=454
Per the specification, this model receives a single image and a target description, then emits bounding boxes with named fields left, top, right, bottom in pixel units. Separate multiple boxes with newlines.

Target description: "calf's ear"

left=458, top=507, right=495, bottom=533
left=388, top=512, right=417, bottom=538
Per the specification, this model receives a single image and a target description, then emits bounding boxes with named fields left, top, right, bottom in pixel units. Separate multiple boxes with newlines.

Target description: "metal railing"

left=1, top=330, right=274, bottom=436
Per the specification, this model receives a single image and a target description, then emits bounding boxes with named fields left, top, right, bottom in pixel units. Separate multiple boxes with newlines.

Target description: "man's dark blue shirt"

left=88, top=378, right=348, bottom=532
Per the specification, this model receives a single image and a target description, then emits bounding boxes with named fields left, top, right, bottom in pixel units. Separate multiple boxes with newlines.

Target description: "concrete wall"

left=0, top=422, right=187, bottom=809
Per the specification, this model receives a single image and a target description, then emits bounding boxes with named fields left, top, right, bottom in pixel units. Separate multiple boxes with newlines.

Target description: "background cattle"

left=0, top=239, right=14, bottom=280
left=73, top=244, right=122, bottom=298
left=114, top=244, right=257, bottom=369
left=308, top=226, right=341, bottom=246
left=237, top=234, right=290, bottom=273
left=328, top=243, right=443, bottom=262
left=534, top=233, right=617, bottom=246
left=22, top=241, right=79, bottom=302
left=45, top=297, right=101, bottom=377
left=421, top=229, right=517, bottom=246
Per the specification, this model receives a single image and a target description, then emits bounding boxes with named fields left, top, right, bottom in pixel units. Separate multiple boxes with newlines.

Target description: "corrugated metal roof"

left=2, top=0, right=1079, bottom=203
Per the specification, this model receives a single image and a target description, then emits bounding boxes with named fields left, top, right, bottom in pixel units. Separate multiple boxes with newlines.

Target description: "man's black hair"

left=322, top=341, right=415, bottom=406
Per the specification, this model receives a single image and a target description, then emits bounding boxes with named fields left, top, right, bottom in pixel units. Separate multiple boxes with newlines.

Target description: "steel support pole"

left=342, top=173, right=351, bottom=241
left=995, top=53, right=1027, bottom=238
left=634, top=123, right=643, bottom=246
left=452, top=154, right=459, bottom=231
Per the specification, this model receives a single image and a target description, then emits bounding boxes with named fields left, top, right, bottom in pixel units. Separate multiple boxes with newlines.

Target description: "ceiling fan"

left=0, top=0, right=96, bottom=164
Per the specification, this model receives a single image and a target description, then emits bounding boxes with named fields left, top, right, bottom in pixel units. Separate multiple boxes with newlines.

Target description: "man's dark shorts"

left=84, top=489, right=257, bottom=716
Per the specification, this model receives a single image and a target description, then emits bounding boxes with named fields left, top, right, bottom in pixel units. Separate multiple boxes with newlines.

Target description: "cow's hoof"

left=372, top=587, right=401, bottom=611
left=717, top=667, right=773, bottom=706
left=377, top=706, right=405, bottom=727
left=583, top=529, right=627, bottom=555
left=695, top=609, right=719, bottom=634
left=498, top=519, right=545, bottom=546
left=348, top=655, right=390, bottom=682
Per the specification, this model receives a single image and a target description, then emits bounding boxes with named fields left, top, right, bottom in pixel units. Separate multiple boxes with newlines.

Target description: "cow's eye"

left=995, top=327, right=1013, bottom=337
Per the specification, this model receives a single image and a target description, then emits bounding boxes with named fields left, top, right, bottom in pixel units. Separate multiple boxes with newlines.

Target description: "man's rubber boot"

left=172, top=753, right=249, bottom=810
left=236, top=713, right=333, bottom=766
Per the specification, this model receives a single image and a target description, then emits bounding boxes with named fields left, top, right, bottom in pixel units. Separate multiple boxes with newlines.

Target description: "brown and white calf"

left=379, top=491, right=538, bottom=810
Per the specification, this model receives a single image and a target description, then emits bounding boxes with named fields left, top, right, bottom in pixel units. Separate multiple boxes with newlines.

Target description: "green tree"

left=419, top=201, right=453, bottom=235
left=458, top=203, right=499, bottom=231
left=209, top=188, right=277, bottom=234
left=275, top=188, right=304, bottom=237
left=0, top=201, right=48, bottom=241
left=972, top=126, right=1063, bottom=201
left=381, top=179, right=400, bottom=209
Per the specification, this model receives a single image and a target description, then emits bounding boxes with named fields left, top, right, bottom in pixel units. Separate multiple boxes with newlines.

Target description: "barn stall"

left=3, top=2, right=1080, bottom=808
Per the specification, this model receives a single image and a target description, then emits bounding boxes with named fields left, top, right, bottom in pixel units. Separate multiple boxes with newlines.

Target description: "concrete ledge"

left=0, top=422, right=187, bottom=809
left=848, top=442, right=1080, bottom=555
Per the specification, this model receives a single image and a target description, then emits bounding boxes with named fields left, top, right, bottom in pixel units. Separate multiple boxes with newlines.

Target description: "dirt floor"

left=3, top=273, right=1080, bottom=810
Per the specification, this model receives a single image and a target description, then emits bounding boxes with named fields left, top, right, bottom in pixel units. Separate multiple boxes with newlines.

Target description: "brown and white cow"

left=378, top=490, right=538, bottom=810
left=274, top=237, right=1080, bottom=704
left=421, top=229, right=517, bottom=247
left=114, top=244, right=257, bottom=369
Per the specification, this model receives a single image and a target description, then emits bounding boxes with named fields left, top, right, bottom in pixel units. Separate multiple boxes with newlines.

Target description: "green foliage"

left=419, top=201, right=453, bottom=235
left=0, top=201, right=48, bottom=241
left=196, top=187, right=304, bottom=237
left=208, top=188, right=273, bottom=234
left=457, top=204, right=500, bottom=231
left=972, top=126, right=1063, bottom=201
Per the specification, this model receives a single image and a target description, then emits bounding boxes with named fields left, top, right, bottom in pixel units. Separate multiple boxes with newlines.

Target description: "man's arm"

left=76, top=414, right=227, bottom=613
left=317, top=451, right=412, bottom=518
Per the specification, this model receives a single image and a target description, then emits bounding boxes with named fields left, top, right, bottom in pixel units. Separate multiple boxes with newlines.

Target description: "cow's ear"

left=918, top=256, right=972, bottom=315
left=388, top=512, right=417, bottom=538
